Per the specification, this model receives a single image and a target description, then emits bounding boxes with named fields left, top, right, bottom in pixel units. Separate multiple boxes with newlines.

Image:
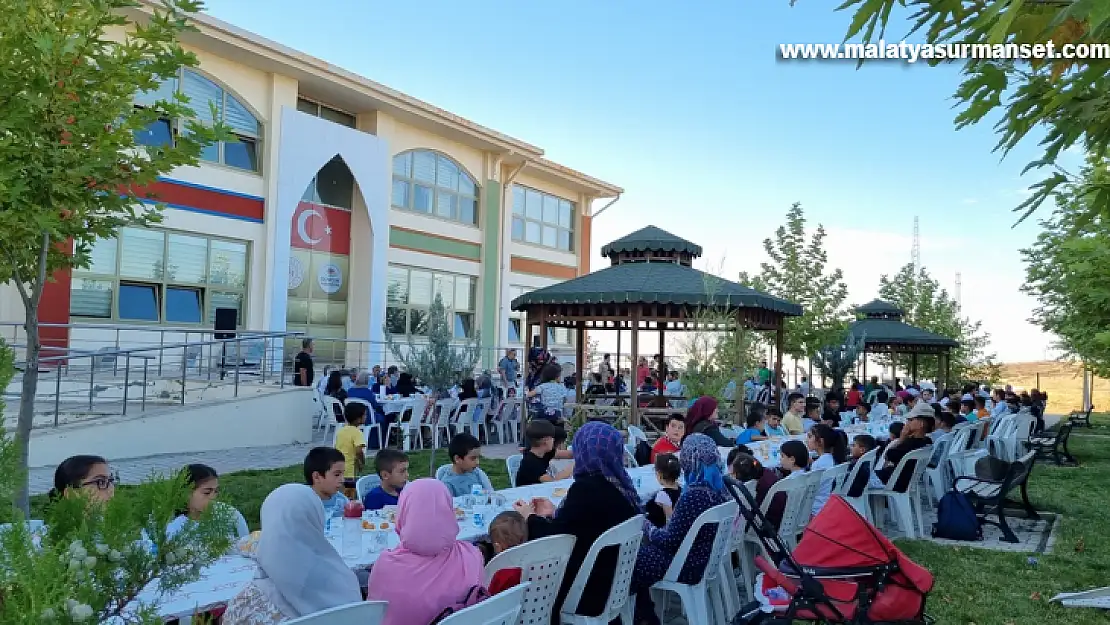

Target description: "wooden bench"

left=954, top=451, right=1038, bottom=543
left=1029, top=421, right=1077, bottom=466
left=1069, top=406, right=1094, bottom=428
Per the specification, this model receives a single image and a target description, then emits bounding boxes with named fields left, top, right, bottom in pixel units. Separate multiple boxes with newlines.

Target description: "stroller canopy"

left=793, top=496, right=934, bottom=594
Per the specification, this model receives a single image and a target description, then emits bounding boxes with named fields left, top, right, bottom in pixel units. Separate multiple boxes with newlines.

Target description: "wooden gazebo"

left=510, top=225, right=803, bottom=424
left=848, top=299, right=960, bottom=390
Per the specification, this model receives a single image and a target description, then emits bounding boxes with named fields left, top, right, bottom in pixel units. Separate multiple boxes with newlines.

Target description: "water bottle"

left=470, top=484, right=485, bottom=506
left=342, top=501, right=364, bottom=560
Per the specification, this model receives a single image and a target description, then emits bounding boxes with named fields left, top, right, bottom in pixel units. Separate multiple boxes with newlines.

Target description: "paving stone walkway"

left=26, top=431, right=522, bottom=495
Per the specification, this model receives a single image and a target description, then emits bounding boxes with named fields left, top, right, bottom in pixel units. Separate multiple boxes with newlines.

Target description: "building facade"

left=0, top=3, right=621, bottom=369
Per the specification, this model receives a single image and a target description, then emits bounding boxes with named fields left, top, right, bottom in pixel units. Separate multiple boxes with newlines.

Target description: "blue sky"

left=203, top=0, right=1070, bottom=363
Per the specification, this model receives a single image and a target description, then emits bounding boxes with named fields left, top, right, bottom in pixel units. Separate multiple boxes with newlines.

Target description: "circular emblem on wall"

left=318, top=262, right=343, bottom=294
left=288, top=256, right=305, bottom=291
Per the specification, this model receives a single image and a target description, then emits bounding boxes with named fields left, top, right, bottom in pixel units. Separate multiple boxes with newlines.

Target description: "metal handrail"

left=7, top=331, right=305, bottom=428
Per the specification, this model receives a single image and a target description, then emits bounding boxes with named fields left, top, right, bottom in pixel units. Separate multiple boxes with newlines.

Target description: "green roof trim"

left=848, top=317, right=959, bottom=348
left=855, top=299, right=904, bottom=317
left=510, top=261, right=802, bottom=316
left=600, top=225, right=703, bottom=258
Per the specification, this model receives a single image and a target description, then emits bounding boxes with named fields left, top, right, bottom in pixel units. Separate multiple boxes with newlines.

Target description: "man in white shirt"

left=797, top=376, right=811, bottom=396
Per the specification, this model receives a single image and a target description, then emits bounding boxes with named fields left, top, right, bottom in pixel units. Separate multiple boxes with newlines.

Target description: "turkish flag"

left=291, top=201, right=350, bottom=255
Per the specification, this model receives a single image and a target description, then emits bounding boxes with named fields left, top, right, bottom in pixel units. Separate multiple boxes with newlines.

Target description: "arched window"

left=133, top=69, right=262, bottom=173
left=391, top=150, right=478, bottom=225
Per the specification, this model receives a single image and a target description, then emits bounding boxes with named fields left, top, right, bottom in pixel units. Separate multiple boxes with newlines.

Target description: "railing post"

left=158, top=330, right=165, bottom=376
left=141, top=358, right=149, bottom=412
left=54, top=363, right=62, bottom=428
left=279, top=336, right=286, bottom=389
left=181, top=345, right=188, bottom=406
left=234, top=338, right=241, bottom=397
left=122, top=354, right=131, bottom=416
left=113, top=328, right=120, bottom=376
left=88, top=360, right=95, bottom=411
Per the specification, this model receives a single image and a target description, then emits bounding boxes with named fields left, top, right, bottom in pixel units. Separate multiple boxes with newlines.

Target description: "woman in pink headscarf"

left=367, top=478, right=484, bottom=625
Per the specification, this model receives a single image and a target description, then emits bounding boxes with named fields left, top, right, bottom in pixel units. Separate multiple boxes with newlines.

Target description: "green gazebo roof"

left=510, top=261, right=802, bottom=316
left=855, top=299, right=905, bottom=318
left=848, top=312, right=959, bottom=350
left=599, top=225, right=703, bottom=258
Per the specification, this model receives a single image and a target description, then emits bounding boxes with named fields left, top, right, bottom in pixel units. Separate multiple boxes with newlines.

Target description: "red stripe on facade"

left=138, top=181, right=264, bottom=222
left=290, top=202, right=351, bottom=255
left=38, top=240, right=73, bottom=359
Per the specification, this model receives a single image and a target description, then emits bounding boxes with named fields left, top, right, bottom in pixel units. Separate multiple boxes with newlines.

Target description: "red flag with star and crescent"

left=290, top=202, right=350, bottom=255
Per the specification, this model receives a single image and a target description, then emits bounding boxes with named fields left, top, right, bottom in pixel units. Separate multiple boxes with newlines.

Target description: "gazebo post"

left=657, top=324, right=666, bottom=397
left=943, top=351, right=951, bottom=391
left=911, top=353, right=918, bottom=385
left=774, top=325, right=784, bottom=408
left=862, top=351, right=868, bottom=381
left=615, top=328, right=621, bottom=380
left=890, top=349, right=897, bottom=386
left=575, top=321, right=585, bottom=403
left=539, top=305, right=549, bottom=352
left=630, top=308, right=640, bottom=426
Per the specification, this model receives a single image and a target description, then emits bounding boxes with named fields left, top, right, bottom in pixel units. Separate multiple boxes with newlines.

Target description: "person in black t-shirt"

left=516, top=420, right=573, bottom=487
left=293, top=338, right=315, bottom=387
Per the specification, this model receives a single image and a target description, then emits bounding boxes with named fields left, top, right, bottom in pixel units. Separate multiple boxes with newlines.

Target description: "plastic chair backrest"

left=839, top=449, right=877, bottom=498
left=507, top=454, right=523, bottom=488
left=627, top=425, right=648, bottom=446
left=284, top=600, right=388, bottom=625
left=324, top=396, right=344, bottom=422
left=887, top=447, right=932, bottom=493
left=484, top=534, right=576, bottom=625
left=821, top=462, right=850, bottom=494
left=660, top=500, right=738, bottom=583
left=434, top=398, right=456, bottom=425
left=561, top=515, right=644, bottom=620
left=436, top=582, right=530, bottom=625
left=623, top=447, right=638, bottom=468
left=356, top=475, right=382, bottom=502
left=453, top=398, right=479, bottom=423
left=762, top=473, right=811, bottom=539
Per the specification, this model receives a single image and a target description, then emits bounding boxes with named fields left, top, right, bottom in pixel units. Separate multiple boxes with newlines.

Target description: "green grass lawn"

left=27, top=418, right=1110, bottom=624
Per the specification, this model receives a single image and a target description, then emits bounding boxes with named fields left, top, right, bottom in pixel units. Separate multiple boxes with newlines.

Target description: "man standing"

left=498, top=348, right=520, bottom=395
left=756, top=359, right=771, bottom=385
left=597, top=353, right=613, bottom=383
left=294, top=338, right=314, bottom=387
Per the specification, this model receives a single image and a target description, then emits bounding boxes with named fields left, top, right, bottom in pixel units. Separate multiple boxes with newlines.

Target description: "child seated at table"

left=777, top=440, right=810, bottom=479
left=854, top=402, right=871, bottom=424
left=731, top=452, right=784, bottom=528
left=736, top=410, right=769, bottom=444
left=805, top=400, right=825, bottom=430
left=166, top=463, right=250, bottom=540
left=516, top=420, right=574, bottom=487
left=440, top=433, right=487, bottom=497
left=645, top=453, right=682, bottom=527
left=335, top=403, right=367, bottom=496
left=363, top=449, right=409, bottom=510
left=849, top=434, right=885, bottom=489
left=650, top=414, right=685, bottom=461
left=763, top=408, right=788, bottom=438
left=477, top=511, right=528, bottom=595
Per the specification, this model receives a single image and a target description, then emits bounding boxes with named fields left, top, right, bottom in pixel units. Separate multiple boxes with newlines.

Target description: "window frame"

left=390, top=150, right=480, bottom=227
left=134, top=68, right=263, bottom=174
left=386, top=264, right=478, bottom=340
left=510, top=185, right=576, bottom=252
left=506, top=284, right=573, bottom=346
left=296, top=97, right=357, bottom=128
left=70, top=226, right=251, bottom=327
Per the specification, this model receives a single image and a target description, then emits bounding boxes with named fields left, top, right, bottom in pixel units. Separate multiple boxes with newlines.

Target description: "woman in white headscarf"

left=223, top=484, right=361, bottom=624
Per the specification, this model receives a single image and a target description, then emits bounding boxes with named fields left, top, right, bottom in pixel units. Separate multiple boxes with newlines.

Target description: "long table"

left=128, top=465, right=662, bottom=621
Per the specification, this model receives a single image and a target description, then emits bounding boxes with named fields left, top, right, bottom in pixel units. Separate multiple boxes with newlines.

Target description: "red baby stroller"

left=725, top=477, right=934, bottom=624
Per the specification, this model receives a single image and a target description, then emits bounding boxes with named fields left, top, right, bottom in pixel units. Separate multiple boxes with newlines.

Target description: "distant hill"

left=997, top=360, right=1103, bottom=414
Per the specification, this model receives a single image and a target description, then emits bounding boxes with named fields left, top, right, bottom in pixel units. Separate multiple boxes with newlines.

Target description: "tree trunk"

left=15, top=312, right=40, bottom=516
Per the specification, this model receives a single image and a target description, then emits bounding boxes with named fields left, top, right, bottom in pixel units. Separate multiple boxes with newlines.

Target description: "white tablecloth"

left=133, top=465, right=661, bottom=620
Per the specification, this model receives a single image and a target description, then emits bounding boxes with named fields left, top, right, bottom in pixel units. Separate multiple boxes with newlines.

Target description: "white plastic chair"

left=502, top=397, right=525, bottom=443
left=436, top=583, right=530, bottom=625
left=284, top=600, right=387, bottom=624
left=387, top=398, right=424, bottom=451
left=320, top=396, right=343, bottom=441
left=560, top=515, right=644, bottom=625
left=425, top=398, right=457, bottom=449
left=484, top=534, right=576, bottom=625
left=356, top=475, right=382, bottom=502
left=312, top=386, right=328, bottom=429
left=507, top=454, right=523, bottom=488
left=435, top=464, right=494, bottom=491
left=812, top=462, right=850, bottom=517
left=627, top=425, right=649, bottom=448
left=475, top=397, right=497, bottom=442
left=623, top=447, right=638, bottom=468
left=868, top=447, right=932, bottom=539
left=837, top=449, right=877, bottom=521
left=649, top=501, right=739, bottom=625
left=450, top=398, right=481, bottom=438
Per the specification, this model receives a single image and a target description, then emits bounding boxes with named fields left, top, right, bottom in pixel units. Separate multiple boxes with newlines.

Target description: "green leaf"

left=989, top=0, right=1024, bottom=45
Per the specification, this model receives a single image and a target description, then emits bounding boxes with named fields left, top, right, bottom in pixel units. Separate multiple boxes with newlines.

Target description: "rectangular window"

left=511, top=185, right=575, bottom=252
left=70, top=228, right=250, bottom=326
left=386, top=265, right=477, bottom=338
left=297, top=97, right=357, bottom=128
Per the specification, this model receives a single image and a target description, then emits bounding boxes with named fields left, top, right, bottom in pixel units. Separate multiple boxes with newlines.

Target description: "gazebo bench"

left=954, top=451, right=1038, bottom=544
left=1069, top=406, right=1094, bottom=428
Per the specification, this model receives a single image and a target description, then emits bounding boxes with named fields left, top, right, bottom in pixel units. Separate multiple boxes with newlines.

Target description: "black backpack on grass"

left=932, top=490, right=982, bottom=541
